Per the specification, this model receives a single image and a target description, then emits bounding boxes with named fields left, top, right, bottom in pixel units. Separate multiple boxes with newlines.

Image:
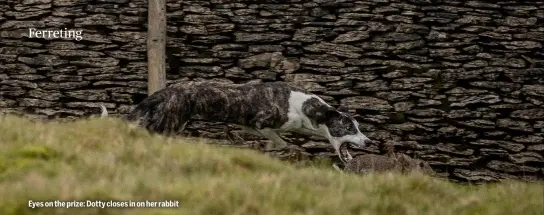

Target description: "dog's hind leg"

left=180, top=121, right=189, bottom=132
left=172, top=108, right=192, bottom=136
left=224, top=125, right=245, bottom=145
left=235, top=125, right=294, bottom=151
left=257, top=128, right=290, bottom=151
left=235, top=125, right=263, bottom=137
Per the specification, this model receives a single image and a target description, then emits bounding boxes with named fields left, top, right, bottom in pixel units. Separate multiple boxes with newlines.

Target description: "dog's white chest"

left=280, top=112, right=304, bottom=130
left=279, top=91, right=323, bottom=131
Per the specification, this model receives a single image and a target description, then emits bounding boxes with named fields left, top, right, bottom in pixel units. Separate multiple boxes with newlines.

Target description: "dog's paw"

left=263, top=147, right=286, bottom=152
left=263, top=144, right=288, bottom=152
left=264, top=145, right=301, bottom=153
left=285, top=145, right=301, bottom=152
left=345, top=151, right=354, bottom=161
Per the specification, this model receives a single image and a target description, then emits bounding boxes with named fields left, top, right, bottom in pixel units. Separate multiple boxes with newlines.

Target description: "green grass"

left=0, top=115, right=542, bottom=215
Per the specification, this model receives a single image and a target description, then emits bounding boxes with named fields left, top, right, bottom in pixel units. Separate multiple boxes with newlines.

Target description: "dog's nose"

left=363, top=139, right=373, bottom=146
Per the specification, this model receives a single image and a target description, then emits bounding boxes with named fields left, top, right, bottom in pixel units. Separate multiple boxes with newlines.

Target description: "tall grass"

left=0, top=115, right=542, bottom=215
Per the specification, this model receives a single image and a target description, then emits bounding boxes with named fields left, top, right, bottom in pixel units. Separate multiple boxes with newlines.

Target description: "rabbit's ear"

left=418, top=161, right=427, bottom=168
left=397, top=154, right=411, bottom=165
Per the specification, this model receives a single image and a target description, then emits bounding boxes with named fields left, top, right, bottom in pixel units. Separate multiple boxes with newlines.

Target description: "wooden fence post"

left=147, top=0, right=167, bottom=96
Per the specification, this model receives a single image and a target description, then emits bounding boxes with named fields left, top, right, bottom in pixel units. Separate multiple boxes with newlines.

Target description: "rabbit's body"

left=334, top=143, right=434, bottom=175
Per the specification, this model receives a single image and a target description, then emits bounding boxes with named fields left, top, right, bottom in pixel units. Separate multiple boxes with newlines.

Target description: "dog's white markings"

left=180, top=121, right=189, bottom=132
left=257, top=128, right=290, bottom=151
left=316, top=123, right=353, bottom=161
left=277, top=90, right=371, bottom=160
left=282, top=91, right=331, bottom=131
left=332, top=163, right=343, bottom=173
left=235, top=125, right=261, bottom=136
left=291, top=128, right=327, bottom=139
left=103, top=81, right=373, bottom=160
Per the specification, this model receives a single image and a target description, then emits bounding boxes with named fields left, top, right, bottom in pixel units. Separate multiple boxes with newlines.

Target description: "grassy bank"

left=0, top=115, right=542, bottom=215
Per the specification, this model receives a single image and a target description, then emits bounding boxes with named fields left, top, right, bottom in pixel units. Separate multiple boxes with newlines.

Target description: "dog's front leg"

left=344, top=150, right=354, bottom=161
left=334, top=142, right=353, bottom=163
left=235, top=125, right=263, bottom=137
left=341, top=149, right=354, bottom=162
left=332, top=163, right=344, bottom=173
left=292, top=128, right=327, bottom=139
left=236, top=125, right=292, bottom=151
left=257, top=128, right=290, bottom=151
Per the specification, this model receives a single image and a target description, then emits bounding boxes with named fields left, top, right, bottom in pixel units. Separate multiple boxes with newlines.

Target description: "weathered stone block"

left=480, top=148, right=509, bottom=157
left=450, top=94, right=501, bottom=107
left=332, top=30, right=370, bottom=43
left=293, top=27, right=331, bottom=42
left=453, top=169, right=503, bottom=182
left=497, top=119, right=534, bottom=133
left=74, top=14, right=117, bottom=26
left=234, top=33, right=290, bottom=42
left=17, top=55, right=67, bottom=66
left=511, top=109, right=544, bottom=120
left=300, top=55, right=345, bottom=68
left=509, top=152, right=543, bottom=164
left=38, top=82, right=90, bottom=90
left=390, top=77, right=433, bottom=90
left=27, top=89, right=62, bottom=101
left=283, top=73, right=341, bottom=83
left=354, top=80, right=389, bottom=92
left=487, top=160, right=539, bottom=173
left=373, top=32, right=421, bottom=42
left=457, top=119, right=496, bottom=129
left=341, top=96, right=393, bottom=111
left=71, top=57, right=119, bottom=67
left=521, top=85, right=544, bottom=97
left=287, top=81, right=327, bottom=93
left=512, top=135, right=544, bottom=144
left=303, top=42, right=362, bottom=58
left=65, top=102, right=115, bottom=109
left=10, top=74, right=46, bottom=81
left=65, top=90, right=109, bottom=101
left=18, top=98, right=56, bottom=107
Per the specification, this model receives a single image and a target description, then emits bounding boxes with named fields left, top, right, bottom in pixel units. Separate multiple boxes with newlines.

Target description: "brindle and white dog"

left=100, top=81, right=372, bottom=160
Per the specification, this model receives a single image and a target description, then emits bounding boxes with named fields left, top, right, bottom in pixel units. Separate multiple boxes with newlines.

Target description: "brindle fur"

left=123, top=81, right=293, bottom=135
left=103, top=80, right=369, bottom=155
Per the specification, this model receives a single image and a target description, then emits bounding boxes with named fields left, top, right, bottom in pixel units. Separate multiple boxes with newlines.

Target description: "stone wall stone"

left=0, top=0, right=543, bottom=183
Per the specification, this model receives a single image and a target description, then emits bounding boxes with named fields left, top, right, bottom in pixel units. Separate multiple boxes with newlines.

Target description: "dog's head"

left=320, top=105, right=372, bottom=153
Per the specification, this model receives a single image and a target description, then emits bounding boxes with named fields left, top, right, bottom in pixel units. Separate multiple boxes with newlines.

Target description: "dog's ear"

left=337, top=105, right=349, bottom=113
left=312, top=106, right=337, bottom=124
left=324, top=106, right=340, bottom=118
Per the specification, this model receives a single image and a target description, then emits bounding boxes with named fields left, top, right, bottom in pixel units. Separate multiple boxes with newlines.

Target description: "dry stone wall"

left=0, top=0, right=543, bottom=183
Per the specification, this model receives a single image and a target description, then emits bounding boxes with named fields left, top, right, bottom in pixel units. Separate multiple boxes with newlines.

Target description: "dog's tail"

left=124, top=87, right=192, bottom=135
left=100, top=104, right=108, bottom=118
